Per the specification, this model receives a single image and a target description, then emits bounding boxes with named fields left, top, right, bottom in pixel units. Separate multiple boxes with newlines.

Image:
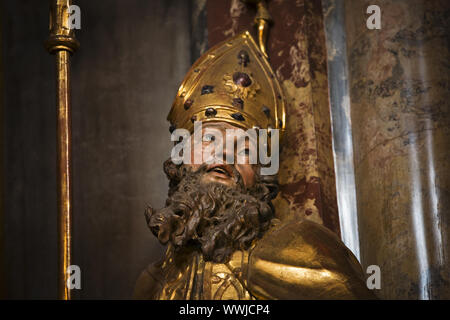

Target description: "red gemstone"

left=184, top=99, right=193, bottom=110
left=233, top=72, right=252, bottom=87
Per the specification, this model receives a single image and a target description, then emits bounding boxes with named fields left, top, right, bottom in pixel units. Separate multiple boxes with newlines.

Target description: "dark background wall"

left=2, top=0, right=57, bottom=299
left=1, top=0, right=205, bottom=299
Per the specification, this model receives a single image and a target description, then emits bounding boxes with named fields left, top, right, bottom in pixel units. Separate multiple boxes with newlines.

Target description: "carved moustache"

left=144, top=163, right=274, bottom=263
left=144, top=164, right=243, bottom=245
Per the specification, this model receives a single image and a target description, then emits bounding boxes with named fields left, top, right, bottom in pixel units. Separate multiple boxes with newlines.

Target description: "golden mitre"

left=167, top=31, right=285, bottom=135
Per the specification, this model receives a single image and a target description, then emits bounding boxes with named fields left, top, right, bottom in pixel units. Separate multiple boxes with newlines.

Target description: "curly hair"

left=145, top=159, right=279, bottom=263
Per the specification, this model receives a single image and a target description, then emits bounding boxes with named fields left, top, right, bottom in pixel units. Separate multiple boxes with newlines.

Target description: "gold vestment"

left=134, top=218, right=375, bottom=299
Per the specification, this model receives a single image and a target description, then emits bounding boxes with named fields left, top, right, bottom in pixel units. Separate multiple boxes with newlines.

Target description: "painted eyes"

left=200, top=133, right=250, bottom=157
left=237, top=148, right=250, bottom=157
left=203, top=133, right=216, bottom=142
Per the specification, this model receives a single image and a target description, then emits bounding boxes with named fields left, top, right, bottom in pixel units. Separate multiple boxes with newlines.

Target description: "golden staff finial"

left=45, top=0, right=79, bottom=300
left=242, top=0, right=272, bottom=58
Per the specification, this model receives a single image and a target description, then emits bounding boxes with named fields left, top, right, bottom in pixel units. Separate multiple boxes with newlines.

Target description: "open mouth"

left=206, top=164, right=233, bottom=178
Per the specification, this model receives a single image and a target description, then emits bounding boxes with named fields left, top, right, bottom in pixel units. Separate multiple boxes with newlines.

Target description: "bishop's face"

left=186, top=122, right=257, bottom=188
left=147, top=122, right=276, bottom=263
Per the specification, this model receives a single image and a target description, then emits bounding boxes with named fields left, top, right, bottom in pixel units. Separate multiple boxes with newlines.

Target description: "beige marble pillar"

left=346, top=0, right=450, bottom=299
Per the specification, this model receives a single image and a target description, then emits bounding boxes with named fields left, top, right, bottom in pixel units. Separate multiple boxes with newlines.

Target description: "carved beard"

left=145, top=161, right=278, bottom=263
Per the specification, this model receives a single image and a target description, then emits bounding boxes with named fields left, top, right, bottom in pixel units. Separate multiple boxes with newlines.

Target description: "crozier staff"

left=45, top=0, right=79, bottom=300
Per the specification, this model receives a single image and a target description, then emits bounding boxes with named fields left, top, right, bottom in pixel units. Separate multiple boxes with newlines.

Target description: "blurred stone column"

left=322, top=0, right=360, bottom=259
left=346, top=0, right=450, bottom=299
